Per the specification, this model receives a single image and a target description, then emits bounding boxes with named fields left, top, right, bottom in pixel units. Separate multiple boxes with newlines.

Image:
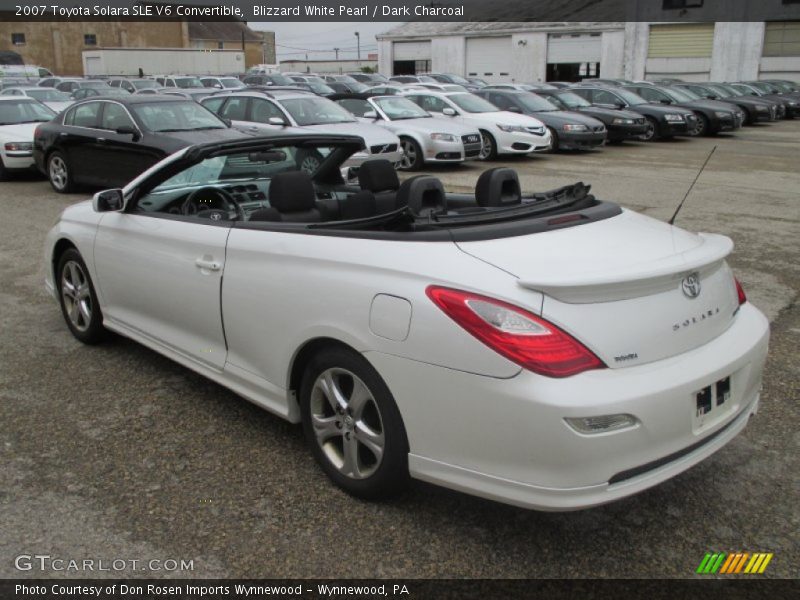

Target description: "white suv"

left=401, top=90, right=551, bottom=159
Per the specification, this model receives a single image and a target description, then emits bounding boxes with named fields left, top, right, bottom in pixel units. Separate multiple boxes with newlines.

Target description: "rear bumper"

left=1, top=152, right=36, bottom=171
left=366, top=303, right=769, bottom=510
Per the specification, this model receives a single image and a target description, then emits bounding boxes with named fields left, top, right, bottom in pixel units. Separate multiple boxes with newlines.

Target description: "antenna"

left=668, top=145, right=717, bottom=226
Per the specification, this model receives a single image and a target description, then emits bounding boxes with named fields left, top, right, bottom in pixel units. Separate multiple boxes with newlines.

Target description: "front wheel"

left=640, top=116, right=659, bottom=142
left=300, top=346, right=409, bottom=499
left=690, top=113, right=709, bottom=136
left=478, top=130, right=498, bottom=160
left=295, top=149, right=323, bottom=174
left=57, top=248, right=106, bottom=344
left=398, top=137, right=423, bottom=170
left=48, top=151, right=74, bottom=193
left=547, top=127, right=559, bottom=152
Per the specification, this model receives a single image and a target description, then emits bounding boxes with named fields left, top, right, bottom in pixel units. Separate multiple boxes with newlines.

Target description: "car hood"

left=302, top=121, right=399, bottom=145
left=462, top=110, right=545, bottom=128
left=529, top=110, right=604, bottom=127
left=0, top=122, right=39, bottom=141
left=381, top=116, right=479, bottom=136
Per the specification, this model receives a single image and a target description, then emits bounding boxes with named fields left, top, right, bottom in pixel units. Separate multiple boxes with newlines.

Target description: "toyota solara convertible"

left=44, top=134, right=769, bottom=510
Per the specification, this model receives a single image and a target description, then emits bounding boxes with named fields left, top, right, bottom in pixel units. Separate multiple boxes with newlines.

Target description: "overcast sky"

left=251, top=22, right=403, bottom=62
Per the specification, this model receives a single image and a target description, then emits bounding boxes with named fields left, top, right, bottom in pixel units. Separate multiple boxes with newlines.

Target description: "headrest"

left=340, top=190, right=377, bottom=220
left=269, top=171, right=317, bottom=212
left=358, top=159, right=400, bottom=193
left=475, top=168, right=522, bottom=207
left=397, top=175, right=446, bottom=215
left=248, top=207, right=283, bottom=222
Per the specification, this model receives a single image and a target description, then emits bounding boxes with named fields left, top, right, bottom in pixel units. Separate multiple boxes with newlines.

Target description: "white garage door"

left=547, top=33, right=602, bottom=63
left=393, top=41, right=431, bottom=61
left=466, top=37, right=512, bottom=83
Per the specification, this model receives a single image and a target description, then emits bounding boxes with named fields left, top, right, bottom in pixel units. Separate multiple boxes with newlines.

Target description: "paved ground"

left=1, top=122, right=798, bottom=579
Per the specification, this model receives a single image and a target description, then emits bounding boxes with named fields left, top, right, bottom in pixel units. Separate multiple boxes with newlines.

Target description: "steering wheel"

left=181, top=186, right=243, bottom=220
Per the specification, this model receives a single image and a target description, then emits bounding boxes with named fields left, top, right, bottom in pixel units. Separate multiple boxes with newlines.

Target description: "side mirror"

left=615, top=102, right=626, bottom=109
left=442, top=107, right=457, bottom=116
left=214, top=84, right=223, bottom=89
left=363, top=110, right=379, bottom=119
left=115, top=125, right=140, bottom=141
left=507, top=106, right=522, bottom=113
left=268, top=116, right=287, bottom=127
left=659, top=99, right=672, bottom=104
left=93, top=189, right=124, bottom=212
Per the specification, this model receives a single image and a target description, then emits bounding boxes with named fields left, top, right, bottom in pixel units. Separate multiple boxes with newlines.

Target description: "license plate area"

left=693, top=376, right=733, bottom=431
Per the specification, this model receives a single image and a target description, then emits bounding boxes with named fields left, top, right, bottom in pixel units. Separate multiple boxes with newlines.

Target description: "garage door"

left=393, top=41, right=431, bottom=61
left=547, top=33, right=602, bottom=63
left=466, top=37, right=512, bottom=83
left=648, top=24, right=714, bottom=58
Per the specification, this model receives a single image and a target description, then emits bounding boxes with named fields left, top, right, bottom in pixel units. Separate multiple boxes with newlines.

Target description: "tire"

left=56, top=248, right=106, bottom=344
left=300, top=346, right=410, bottom=499
left=398, top=137, right=423, bottom=171
left=640, top=116, right=660, bottom=142
left=47, top=151, right=74, bottom=193
left=743, top=108, right=755, bottom=126
left=0, top=157, right=8, bottom=182
left=295, top=149, right=324, bottom=174
left=547, top=127, right=559, bottom=152
left=478, top=130, right=497, bottom=160
left=690, top=113, right=709, bottom=137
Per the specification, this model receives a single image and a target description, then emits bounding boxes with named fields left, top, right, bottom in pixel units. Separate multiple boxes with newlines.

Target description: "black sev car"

left=33, top=95, right=250, bottom=193
left=570, top=85, right=697, bottom=141
left=533, top=88, right=649, bottom=143
left=673, top=83, right=778, bottom=124
left=622, top=84, right=744, bottom=136
left=730, top=82, right=799, bottom=119
left=474, top=89, right=607, bottom=151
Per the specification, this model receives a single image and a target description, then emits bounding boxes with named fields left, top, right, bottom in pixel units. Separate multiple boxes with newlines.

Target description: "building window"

left=763, top=21, right=800, bottom=56
left=662, top=0, right=704, bottom=8
left=84, top=34, right=97, bottom=46
left=11, top=33, right=25, bottom=45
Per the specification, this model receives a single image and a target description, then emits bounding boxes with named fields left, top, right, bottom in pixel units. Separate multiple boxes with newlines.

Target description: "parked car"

left=0, top=97, right=56, bottom=179
left=728, top=82, right=798, bottom=119
left=466, top=77, right=489, bottom=88
left=289, top=75, right=328, bottom=84
left=761, top=79, right=799, bottom=95
left=346, top=72, right=390, bottom=84
left=161, top=88, right=215, bottom=103
left=544, top=81, right=573, bottom=89
left=133, top=87, right=172, bottom=95
left=154, top=75, right=205, bottom=89
left=1, top=76, right=39, bottom=90
left=38, top=77, right=76, bottom=88
left=420, top=73, right=481, bottom=91
left=570, top=85, right=696, bottom=141
left=333, top=93, right=482, bottom=169
left=417, top=83, right=468, bottom=93
left=622, top=84, right=744, bottom=135
left=243, top=73, right=296, bottom=87
left=581, top=78, right=634, bottom=86
left=534, top=88, right=649, bottom=143
left=672, top=83, right=778, bottom=124
left=363, top=84, right=427, bottom=96
left=321, top=75, right=361, bottom=84
left=291, top=81, right=337, bottom=97
left=326, top=81, right=370, bottom=94
left=0, top=86, right=73, bottom=113
left=485, top=83, right=557, bottom=92
left=71, top=87, right=132, bottom=101
left=200, top=76, right=246, bottom=91
left=200, top=91, right=402, bottom=173
left=33, top=95, right=248, bottom=192
left=745, top=80, right=800, bottom=101
left=43, top=134, right=770, bottom=510
left=109, top=78, right=161, bottom=93
left=389, top=75, right=438, bottom=84
left=401, top=90, right=551, bottom=160
left=56, top=80, right=110, bottom=95
left=474, top=89, right=607, bottom=151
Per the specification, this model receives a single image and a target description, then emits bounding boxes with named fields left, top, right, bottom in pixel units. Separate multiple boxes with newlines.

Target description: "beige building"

left=0, top=21, right=275, bottom=75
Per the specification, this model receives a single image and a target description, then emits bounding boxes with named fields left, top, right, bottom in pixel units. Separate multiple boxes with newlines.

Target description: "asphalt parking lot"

left=1, top=122, right=798, bottom=579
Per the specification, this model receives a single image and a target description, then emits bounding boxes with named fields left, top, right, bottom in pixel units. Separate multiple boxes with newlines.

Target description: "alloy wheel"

left=299, top=156, right=321, bottom=173
left=49, top=155, right=68, bottom=190
left=641, top=120, right=656, bottom=141
left=61, top=260, right=92, bottom=332
left=309, top=368, right=385, bottom=480
left=479, top=133, right=493, bottom=160
left=399, top=139, right=416, bottom=170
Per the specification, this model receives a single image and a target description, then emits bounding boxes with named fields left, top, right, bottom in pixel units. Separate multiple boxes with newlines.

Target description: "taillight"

left=734, top=277, right=747, bottom=305
left=426, top=286, right=605, bottom=378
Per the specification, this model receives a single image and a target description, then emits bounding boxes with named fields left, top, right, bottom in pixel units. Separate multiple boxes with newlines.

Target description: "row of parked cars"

left=0, top=71, right=796, bottom=191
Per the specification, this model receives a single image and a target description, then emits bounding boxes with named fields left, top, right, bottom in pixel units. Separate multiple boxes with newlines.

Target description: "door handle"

left=195, top=258, right=222, bottom=271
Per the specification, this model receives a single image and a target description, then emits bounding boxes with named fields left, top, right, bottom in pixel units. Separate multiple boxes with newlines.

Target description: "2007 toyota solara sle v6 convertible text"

left=44, top=134, right=770, bottom=510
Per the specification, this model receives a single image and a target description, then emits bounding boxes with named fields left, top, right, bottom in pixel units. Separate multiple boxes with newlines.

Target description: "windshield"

left=266, top=74, right=294, bottom=86
left=446, top=74, right=470, bottom=85
left=773, top=81, right=797, bottom=92
left=515, top=93, right=560, bottom=112
left=418, top=76, right=437, bottom=83
left=305, top=76, right=325, bottom=84
left=551, top=91, right=591, bottom=108
left=95, top=88, right=131, bottom=97
left=174, top=77, right=204, bottom=89
left=307, top=82, right=335, bottom=94
left=614, top=89, right=648, bottom=105
left=280, top=96, right=356, bottom=125
left=220, top=78, right=245, bottom=89
left=749, top=82, right=774, bottom=93
left=26, top=89, right=71, bottom=102
left=349, top=82, right=369, bottom=93
left=449, top=93, right=498, bottom=113
left=374, top=96, right=430, bottom=120
left=0, top=99, right=56, bottom=124
left=670, top=86, right=700, bottom=100
left=660, top=87, right=695, bottom=102
left=132, top=79, right=159, bottom=89
left=82, top=81, right=110, bottom=89
left=131, top=101, right=226, bottom=132
left=726, top=84, right=751, bottom=96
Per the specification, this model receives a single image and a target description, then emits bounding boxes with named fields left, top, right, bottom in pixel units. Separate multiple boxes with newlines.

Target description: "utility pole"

left=334, top=48, right=339, bottom=60
left=355, top=31, right=360, bottom=63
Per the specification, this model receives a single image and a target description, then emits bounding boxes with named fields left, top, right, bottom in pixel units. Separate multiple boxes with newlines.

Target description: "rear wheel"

left=300, top=346, right=409, bottom=499
left=57, top=248, right=106, bottom=344
left=640, top=116, right=659, bottom=142
left=478, top=130, right=497, bottom=160
left=398, top=137, right=423, bottom=170
left=48, top=151, right=74, bottom=193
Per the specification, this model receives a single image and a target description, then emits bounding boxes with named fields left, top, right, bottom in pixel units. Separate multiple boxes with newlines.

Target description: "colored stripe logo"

left=696, top=552, right=773, bottom=574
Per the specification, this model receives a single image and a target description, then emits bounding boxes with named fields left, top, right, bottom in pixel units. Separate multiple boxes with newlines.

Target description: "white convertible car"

left=44, top=134, right=770, bottom=510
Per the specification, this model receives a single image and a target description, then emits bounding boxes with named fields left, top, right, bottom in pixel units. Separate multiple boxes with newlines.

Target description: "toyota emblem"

left=682, top=273, right=701, bottom=299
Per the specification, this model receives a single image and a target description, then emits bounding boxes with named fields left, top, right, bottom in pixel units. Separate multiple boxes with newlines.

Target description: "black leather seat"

left=358, top=159, right=400, bottom=213
left=397, top=175, right=446, bottom=216
left=475, top=168, right=522, bottom=207
left=268, top=171, right=323, bottom=222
